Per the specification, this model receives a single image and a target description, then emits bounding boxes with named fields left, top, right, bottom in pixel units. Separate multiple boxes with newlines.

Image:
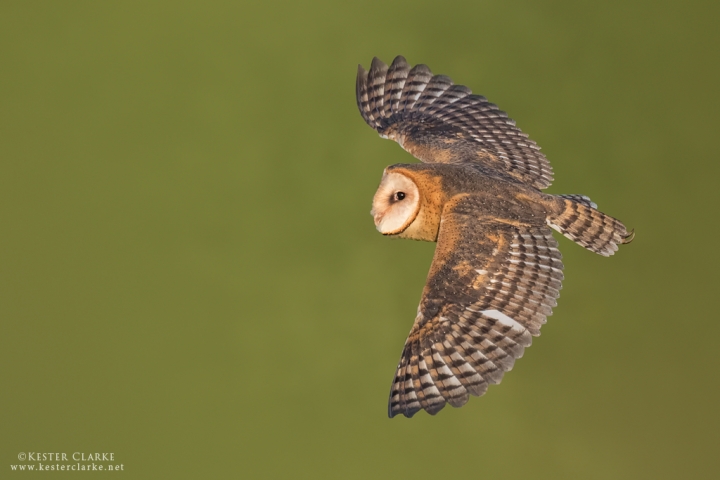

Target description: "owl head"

left=371, top=166, right=446, bottom=242
left=371, top=170, right=421, bottom=235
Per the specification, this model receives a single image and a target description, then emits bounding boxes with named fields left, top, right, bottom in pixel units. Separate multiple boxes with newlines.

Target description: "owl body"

left=375, top=162, right=560, bottom=243
left=357, top=55, right=634, bottom=418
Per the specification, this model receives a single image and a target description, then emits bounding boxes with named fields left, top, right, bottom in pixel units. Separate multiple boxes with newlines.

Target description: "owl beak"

left=371, top=209, right=384, bottom=228
left=370, top=207, right=385, bottom=232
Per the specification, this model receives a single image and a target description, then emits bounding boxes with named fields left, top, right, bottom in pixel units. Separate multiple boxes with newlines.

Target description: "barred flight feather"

left=547, top=197, right=635, bottom=256
left=388, top=196, right=564, bottom=418
left=356, top=56, right=554, bottom=190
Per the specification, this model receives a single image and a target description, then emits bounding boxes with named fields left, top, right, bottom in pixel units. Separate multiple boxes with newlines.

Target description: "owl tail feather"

left=547, top=195, right=634, bottom=257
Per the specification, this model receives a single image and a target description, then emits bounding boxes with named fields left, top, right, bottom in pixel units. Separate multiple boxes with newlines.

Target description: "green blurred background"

left=1, top=1, right=718, bottom=478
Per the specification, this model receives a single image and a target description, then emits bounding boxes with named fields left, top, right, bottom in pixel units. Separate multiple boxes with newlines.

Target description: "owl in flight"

left=356, top=56, right=634, bottom=418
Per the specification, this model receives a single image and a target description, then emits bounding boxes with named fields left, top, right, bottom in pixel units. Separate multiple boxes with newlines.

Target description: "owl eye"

left=394, top=192, right=406, bottom=201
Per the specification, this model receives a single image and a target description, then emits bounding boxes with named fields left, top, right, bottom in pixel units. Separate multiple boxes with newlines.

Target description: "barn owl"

left=356, top=55, right=634, bottom=418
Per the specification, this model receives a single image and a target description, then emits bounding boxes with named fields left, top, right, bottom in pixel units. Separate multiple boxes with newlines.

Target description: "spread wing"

left=357, top=56, right=554, bottom=190
left=388, top=195, right=564, bottom=418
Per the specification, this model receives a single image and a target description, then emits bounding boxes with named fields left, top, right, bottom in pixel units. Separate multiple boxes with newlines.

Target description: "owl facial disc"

left=371, top=171, right=420, bottom=235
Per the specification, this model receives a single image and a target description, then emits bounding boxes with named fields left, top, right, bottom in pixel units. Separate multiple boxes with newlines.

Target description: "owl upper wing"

left=357, top=56, right=554, bottom=190
left=389, top=194, right=564, bottom=418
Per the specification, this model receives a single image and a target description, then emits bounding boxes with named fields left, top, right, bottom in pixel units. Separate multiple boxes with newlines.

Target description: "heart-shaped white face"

left=371, top=171, right=421, bottom=235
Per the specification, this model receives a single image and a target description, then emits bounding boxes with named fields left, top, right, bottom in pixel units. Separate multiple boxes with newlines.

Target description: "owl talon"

left=623, top=229, right=636, bottom=244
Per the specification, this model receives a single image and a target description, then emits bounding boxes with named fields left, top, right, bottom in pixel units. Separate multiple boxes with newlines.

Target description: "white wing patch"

left=481, top=309, right=526, bottom=332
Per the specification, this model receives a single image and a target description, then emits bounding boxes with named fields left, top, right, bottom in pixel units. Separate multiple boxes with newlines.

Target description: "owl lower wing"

left=357, top=56, right=554, bottom=189
left=388, top=196, right=564, bottom=418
